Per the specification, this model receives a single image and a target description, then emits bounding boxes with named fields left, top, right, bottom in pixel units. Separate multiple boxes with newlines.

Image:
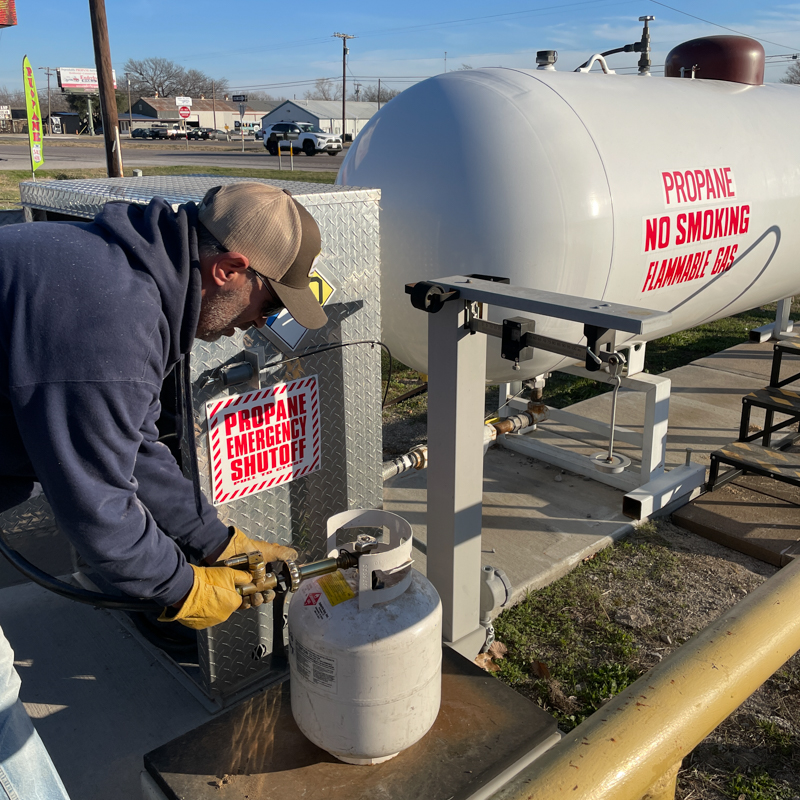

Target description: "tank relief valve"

left=536, top=50, right=558, bottom=70
left=638, top=16, right=655, bottom=76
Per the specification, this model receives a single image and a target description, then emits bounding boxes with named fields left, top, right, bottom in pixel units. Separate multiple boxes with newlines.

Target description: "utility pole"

left=212, top=80, right=217, bottom=130
left=333, top=32, right=354, bottom=142
left=126, top=74, right=133, bottom=137
left=88, top=0, right=122, bottom=177
left=38, top=67, right=55, bottom=134
left=377, top=78, right=381, bottom=110
left=444, top=51, right=447, bottom=73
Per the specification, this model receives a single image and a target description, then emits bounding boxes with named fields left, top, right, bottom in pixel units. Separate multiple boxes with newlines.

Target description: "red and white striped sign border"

left=206, top=375, right=321, bottom=506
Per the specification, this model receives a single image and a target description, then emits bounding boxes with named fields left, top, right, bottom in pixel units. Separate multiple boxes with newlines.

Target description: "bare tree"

left=247, top=89, right=283, bottom=102
left=458, top=63, right=473, bottom=70
left=0, top=86, right=26, bottom=106
left=123, top=57, right=228, bottom=98
left=781, top=60, right=800, bottom=84
left=304, top=78, right=342, bottom=101
left=358, top=84, right=401, bottom=103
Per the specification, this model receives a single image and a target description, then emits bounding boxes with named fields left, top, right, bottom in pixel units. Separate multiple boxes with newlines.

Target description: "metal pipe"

left=382, top=446, right=428, bottom=482
left=489, top=553, right=800, bottom=800
left=297, top=557, right=342, bottom=582
left=493, top=402, right=548, bottom=434
left=383, top=404, right=549, bottom=482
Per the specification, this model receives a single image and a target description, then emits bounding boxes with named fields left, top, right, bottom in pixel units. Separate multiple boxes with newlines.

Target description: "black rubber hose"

left=0, top=532, right=161, bottom=611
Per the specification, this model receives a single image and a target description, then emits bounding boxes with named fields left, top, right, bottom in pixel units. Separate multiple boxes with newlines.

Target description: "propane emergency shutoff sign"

left=206, top=376, right=320, bottom=505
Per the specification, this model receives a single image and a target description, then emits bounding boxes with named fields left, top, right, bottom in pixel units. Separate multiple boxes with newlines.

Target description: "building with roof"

left=130, top=97, right=262, bottom=132
left=260, top=100, right=379, bottom=140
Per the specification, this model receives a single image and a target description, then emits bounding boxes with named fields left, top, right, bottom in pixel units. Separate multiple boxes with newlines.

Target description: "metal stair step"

left=743, top=387, right=800, bottom=416
left=711, top=441, right=800, bottom=483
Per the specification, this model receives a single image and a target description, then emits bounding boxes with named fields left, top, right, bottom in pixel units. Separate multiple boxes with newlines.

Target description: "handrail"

left=489, top=553, right=800, bottom=800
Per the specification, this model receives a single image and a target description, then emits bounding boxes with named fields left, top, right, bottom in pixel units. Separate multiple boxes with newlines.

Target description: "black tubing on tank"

left=576, top=44, right=637, bottom=70
left=0, top=533, right=162, bottom=611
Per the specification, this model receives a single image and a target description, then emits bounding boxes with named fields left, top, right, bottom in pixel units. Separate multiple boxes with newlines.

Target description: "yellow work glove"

left=158, top=564, right=252, bottom=630
left=219, top=527, right=298, bottom=565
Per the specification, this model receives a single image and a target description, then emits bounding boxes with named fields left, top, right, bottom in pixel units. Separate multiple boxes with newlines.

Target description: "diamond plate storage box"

left=15, top=176, right=382, bottom=702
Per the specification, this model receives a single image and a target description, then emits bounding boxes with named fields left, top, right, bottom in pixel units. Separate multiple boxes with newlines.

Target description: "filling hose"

left=0, top=531, right=161, bottom=611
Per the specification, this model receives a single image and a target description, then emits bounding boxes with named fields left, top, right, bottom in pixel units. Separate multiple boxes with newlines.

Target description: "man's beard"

left=195, top=280, right=253, bottom=342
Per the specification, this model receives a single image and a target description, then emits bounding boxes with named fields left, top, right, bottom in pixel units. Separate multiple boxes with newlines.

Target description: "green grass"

left=492, top=530, right=684, bottom=730
left=727, top=769, right=796, bottom=800
left=0, top=166, right=336, bottom=209
left=755, top=719, right=794, bottom=756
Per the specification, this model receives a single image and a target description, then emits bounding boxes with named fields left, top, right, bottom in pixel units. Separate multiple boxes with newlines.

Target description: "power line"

left=649, top=0, right=800, bottom=52
left=169, top=0, right=630, bottom=68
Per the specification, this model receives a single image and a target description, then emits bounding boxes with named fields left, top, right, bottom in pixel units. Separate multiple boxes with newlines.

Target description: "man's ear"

left=207, top=251, right=251, bottom=287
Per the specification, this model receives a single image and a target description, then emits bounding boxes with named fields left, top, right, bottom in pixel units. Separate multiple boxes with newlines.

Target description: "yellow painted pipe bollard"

left=489, top=554, right=800, bottom=800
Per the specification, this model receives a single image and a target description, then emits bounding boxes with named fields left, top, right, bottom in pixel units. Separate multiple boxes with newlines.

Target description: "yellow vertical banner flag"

left=22, top=56, right=44, bottom=174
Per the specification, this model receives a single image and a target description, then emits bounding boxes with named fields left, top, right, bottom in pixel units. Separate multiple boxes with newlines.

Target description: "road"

left=0, top=139, right=344, bottom=173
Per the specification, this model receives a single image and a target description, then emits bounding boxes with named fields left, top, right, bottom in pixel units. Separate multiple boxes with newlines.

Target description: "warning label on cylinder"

left=317, top=571, right=355, bottom=606
left=295, top=640, right=337, bottom=691
left=206, top=376, right=321, bottom=505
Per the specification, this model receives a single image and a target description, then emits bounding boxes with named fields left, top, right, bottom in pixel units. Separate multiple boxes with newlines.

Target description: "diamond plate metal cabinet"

left=15, top=176, right=383, bottom=702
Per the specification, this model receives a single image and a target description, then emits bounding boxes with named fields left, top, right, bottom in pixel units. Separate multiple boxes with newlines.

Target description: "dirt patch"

left=490, top=520, right=800, bottom=799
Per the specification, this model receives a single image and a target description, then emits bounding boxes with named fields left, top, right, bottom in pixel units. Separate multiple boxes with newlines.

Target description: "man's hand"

left=219, top=527, right=298, bottom=565
left=158, top=564, right=252, bottom=630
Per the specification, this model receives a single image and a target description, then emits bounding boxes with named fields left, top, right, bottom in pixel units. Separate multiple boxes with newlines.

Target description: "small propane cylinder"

left=288, top=509, right=442, bottom=765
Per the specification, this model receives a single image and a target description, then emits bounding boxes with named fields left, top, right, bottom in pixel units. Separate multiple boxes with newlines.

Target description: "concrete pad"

left=0, top=583, right=213, bottom=800
left=692, top=341, right=781, bottom=382
left=672, top=481, right=800, bottom=567
left=385, top=447, right=631, bottom=604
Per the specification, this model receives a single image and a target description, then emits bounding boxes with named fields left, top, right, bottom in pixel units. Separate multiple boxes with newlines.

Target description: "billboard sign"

left=0, top=105, right=10, bottom=120
left=0, top=0, right=17, bottom=28
left=57, top=67, right=117, bottom=93
left=175, top=96, right=192, bottom=106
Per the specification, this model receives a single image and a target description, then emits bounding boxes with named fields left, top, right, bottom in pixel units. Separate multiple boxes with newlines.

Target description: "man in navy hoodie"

left=0, top=182, right=328, bottom=797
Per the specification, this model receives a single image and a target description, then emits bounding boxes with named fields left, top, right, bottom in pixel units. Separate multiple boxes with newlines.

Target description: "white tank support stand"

left=749, top=296, right=798, bottom=343
left=416, top=275, right=703, bottom=657
left=501, top=365, right=705, bottom=519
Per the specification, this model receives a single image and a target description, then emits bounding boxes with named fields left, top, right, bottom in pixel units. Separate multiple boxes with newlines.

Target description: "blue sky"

left=2, top=0, right=800, bottom=98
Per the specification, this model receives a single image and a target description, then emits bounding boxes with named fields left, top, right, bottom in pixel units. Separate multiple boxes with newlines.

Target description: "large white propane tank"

left=288, top=509, right=442, bottom=765
left=338, top=50, right=800, bottom=383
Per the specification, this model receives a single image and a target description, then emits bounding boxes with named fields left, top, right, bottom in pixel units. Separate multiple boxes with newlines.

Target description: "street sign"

left=175, top=96, right=192, bottom=106
left=232, top=94, right=247, bottom=102
left=178, top=106, right=191, bottom=119
left=238, top=102, right=247, bottom=119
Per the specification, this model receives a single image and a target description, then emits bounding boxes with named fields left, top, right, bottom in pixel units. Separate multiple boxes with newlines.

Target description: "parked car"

left=131, top=128, right=150, bottom=139
left=263, top=122, right=342, bottom=156
left=254, top=129, right=265, bottom=140
left=149, top=126, right=171, bottom=140
left=187, top=127, right=212, bottom=140
left=206, top=129, right=231, bottom=141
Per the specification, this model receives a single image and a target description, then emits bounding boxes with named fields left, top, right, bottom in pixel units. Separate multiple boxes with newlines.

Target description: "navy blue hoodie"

left=0, top=198, right=230, bottom=605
